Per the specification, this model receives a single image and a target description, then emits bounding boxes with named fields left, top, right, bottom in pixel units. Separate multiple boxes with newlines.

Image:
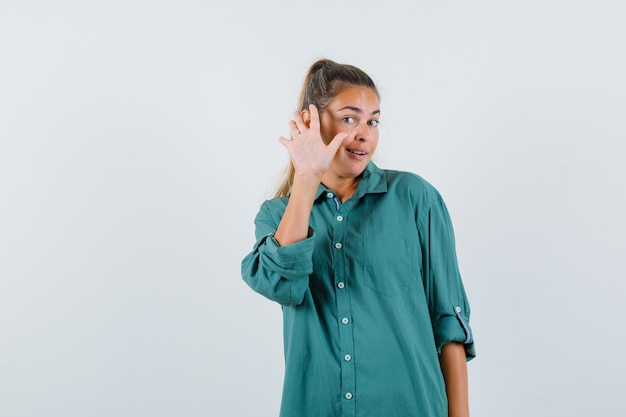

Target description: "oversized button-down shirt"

left=242, top=162, right=475, bottom=417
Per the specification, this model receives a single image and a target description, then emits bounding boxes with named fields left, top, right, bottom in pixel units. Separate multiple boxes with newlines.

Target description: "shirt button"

left=344, top=354, right=352, bottom=361
left=327, top=192, right=334, bottom=198
left=345, top=392, right=353, bottom=400
left=336, top=215, right=344, bottom=222
left=334, top=242, right=343, bottom=249
left=341, top=317, right=349, bottom=324
left=337, top=282, right=345, bottom=289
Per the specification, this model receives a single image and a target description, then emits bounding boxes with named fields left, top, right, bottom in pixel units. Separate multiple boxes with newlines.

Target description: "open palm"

left=279, top=104, right=347, bottom=179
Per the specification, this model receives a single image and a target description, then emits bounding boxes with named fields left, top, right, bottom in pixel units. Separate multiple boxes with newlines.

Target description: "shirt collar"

left=314, top=162, right=388, bottom=200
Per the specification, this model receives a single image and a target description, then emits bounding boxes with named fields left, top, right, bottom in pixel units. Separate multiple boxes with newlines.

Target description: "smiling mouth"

left=347, top=149, right=367, bottom=155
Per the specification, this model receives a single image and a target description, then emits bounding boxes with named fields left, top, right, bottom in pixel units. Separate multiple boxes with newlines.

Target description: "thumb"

left=327, top=132, right=347, bottom=155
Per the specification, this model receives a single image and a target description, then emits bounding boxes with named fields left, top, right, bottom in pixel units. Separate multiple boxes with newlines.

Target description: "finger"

left=288, top=120, right=300, bottom=137
left=327, top=132, right=348, bottom=155
left=292, top=110, right=307, bottom=133
left=308, top=104, right=320, bottom=131
left=278, top=136, right=291, bottom=147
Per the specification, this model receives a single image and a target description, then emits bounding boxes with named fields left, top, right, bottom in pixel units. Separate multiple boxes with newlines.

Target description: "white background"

left=1, top=1, right=625, bottom=416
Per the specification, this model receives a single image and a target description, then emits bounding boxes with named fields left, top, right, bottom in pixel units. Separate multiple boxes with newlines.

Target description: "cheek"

left=320, top=123, right=342, bottom=145
left=319, top=124, right=332, bottom=145
left=370, top=133, right=380, bottom=151
left=321, top=132, right=332, bottom=145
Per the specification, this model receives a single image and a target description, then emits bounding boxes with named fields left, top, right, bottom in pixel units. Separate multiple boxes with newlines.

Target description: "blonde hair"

left=274, top=59, right=379, bottom=198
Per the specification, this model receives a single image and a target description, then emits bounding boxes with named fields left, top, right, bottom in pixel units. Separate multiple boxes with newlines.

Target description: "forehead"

left=328, top=86, right=380, bottom=110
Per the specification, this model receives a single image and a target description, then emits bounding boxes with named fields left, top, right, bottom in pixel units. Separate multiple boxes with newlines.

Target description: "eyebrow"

left=336, top=106, right=381, bottom=116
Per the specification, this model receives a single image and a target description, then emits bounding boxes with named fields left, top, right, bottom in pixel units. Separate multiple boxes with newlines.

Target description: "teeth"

left=349, top=150, right=366, bottom=155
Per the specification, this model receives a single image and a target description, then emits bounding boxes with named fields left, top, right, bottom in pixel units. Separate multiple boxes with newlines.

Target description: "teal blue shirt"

left=242, top=162, right=475, bottom=417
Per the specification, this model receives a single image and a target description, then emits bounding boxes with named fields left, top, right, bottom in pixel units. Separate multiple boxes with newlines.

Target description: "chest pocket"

left=361, top=238, right=419, bottom=297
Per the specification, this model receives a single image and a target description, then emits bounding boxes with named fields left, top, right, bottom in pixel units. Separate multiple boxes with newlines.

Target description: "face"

left=319, top=86, right=380, bottom=180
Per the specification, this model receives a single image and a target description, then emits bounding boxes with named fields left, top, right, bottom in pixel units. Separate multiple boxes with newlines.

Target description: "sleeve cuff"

left=432, top=309, right=476, bottom=361
left=256, top=227, right=316, bottom=280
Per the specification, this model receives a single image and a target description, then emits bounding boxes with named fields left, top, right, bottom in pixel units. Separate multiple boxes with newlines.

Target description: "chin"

left=343, top=162, right=369, bottom=178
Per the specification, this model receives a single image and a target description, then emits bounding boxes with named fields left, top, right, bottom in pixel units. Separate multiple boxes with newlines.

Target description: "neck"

left=321, top=175, right=361, bottom=203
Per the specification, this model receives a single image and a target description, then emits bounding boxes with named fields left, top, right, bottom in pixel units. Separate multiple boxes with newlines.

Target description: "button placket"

left=329, top=198, right=356, bottom=415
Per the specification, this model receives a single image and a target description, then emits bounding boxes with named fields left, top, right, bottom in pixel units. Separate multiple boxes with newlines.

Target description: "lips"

left=346, top=147, right=369, bottom=161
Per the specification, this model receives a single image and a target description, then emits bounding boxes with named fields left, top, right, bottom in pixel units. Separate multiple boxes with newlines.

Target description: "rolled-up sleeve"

left=241, top=201, right=314, bottom=306
left=418, top=195, right=476, bottom=360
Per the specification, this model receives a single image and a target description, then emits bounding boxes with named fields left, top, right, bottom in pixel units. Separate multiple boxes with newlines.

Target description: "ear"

left=301, top=109, right=311, bottom=128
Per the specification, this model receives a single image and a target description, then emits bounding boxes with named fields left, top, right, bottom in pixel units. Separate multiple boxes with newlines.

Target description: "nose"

left=354, top=122, right=369, bottom=141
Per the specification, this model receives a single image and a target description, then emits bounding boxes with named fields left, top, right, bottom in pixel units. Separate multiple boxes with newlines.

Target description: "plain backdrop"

left=1, top=1, right=625, bottom=416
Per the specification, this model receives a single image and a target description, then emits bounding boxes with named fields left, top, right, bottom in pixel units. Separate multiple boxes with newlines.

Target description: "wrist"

left=292, top=172, right=323, bottom=189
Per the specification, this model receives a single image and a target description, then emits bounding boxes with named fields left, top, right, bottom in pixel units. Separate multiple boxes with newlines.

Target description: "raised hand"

left=278, top=104, right=347, bottom=180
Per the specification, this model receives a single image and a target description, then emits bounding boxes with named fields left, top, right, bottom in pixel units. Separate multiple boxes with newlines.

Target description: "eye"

left=343, top=116, right=357, bottom=125
left=368, top=119, right=380, bottom=127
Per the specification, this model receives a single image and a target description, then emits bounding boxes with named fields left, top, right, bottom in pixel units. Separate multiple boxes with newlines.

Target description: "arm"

left=241, top=105, right=346, bottom=305
left=416, top=193, right=475, bottom=414
left=440, top=342, right=470, bottom=417
left=274, top=175, right=320, bottom=245
left=275, top=104, right=346, bottom=245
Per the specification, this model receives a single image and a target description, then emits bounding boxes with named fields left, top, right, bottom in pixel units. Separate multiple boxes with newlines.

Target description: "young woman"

left=241, top=59, right=475, bottom=417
